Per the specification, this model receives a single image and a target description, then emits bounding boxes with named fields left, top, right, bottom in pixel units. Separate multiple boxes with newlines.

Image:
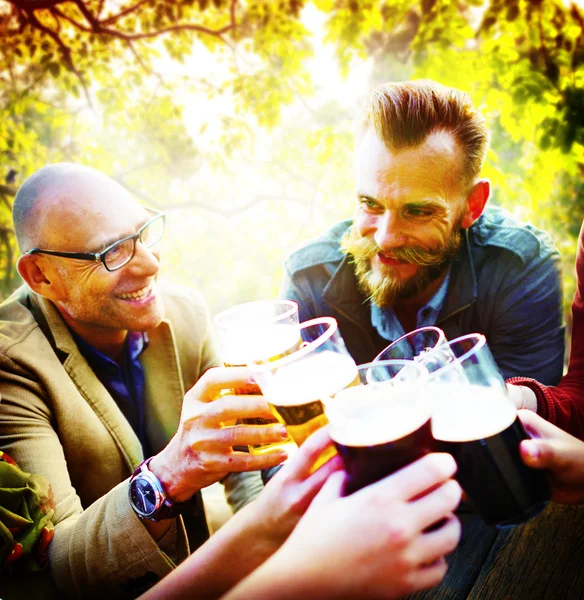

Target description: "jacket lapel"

left=31, top=292, right=144, bottom=470
left=140, top=318, right=185, bottom=456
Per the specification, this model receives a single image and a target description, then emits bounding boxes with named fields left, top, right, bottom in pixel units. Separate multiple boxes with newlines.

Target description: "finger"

left=192, top=366, right=259, bottom=402
left=404, top=557, right=449, bottom=594
left=517, top=409, right=567, bottom=441
left=410, top=479, right=462, bottom=531
left=279, top=425, right=335, bottom=479
left=362, top=453, right=457, bottom=503
left=210, top=423, right=289, bottom=447
left=411, top=515, right=461, bottom=566
left=224, top=449, right=289, bottom=472
left=308, top=470, right=346, bottom=509
left=520, top=438, right=575, bottom=471
left=192, top=395, right=276, bottom=425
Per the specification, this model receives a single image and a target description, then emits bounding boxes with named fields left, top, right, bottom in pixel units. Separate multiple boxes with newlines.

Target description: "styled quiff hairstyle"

left=361, top=80, right=489, bottom=186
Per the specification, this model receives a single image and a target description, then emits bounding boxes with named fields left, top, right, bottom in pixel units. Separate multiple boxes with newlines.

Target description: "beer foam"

left=263, top=351, right=358, bottom=407
left=329, top=382, right=431, bottom=446
left=221, top=324, right=300, bottom=366
left=431, top=383, right=516, bottom=442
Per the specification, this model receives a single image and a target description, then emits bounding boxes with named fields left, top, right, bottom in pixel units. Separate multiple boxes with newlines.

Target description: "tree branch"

left=24, top=8, right=93, bottom=107
left=100, top=0, right=151, bottom=26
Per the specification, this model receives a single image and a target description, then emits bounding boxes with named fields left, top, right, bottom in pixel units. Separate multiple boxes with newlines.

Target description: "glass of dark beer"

left=324, top=360, right=432, bottom=496
left=249, top=317, right=358, bottom=470
left=213, top=300, right=300, bottom=455
left=373, top=326, right=448, bottom=372
left=429, top=333, right=551, bottom=529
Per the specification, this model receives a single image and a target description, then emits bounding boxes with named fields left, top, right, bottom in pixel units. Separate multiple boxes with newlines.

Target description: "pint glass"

left=373, top=326, right=447, bottom=371
left=213, top=300, right=299, bottom=454
left=325, top=360, right=431, bottom=496
left=249, top=317, right=358, bottom=469
left=429, top=334, right=551, bottom=529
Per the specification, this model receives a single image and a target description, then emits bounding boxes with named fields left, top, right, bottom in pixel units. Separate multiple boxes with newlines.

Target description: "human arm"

left=518, top=409, right=584, bottom=504
left=225, top=453, right=462, bottom=600
left=505, top=221, right=584, bottom=438
left=140, top=426, right=343, bottom=600
left=0, top=353, right=287, bottom=597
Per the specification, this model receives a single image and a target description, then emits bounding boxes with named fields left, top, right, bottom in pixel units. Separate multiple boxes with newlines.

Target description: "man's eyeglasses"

left=24, top=210, right=166, bottom=272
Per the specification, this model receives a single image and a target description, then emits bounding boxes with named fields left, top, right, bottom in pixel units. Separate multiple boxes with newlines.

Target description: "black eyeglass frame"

left=23, top=209, right=166, bottom=272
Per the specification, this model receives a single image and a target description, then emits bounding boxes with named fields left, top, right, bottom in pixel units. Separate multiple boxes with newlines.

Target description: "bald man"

left=0, top=163, right=287, bottom=598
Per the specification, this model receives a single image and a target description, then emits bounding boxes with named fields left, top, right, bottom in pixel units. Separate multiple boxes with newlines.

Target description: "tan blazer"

left=0, top=281, right=221, bottom=597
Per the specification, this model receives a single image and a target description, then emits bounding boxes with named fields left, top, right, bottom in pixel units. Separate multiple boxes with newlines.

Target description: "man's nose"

left=374, top=211, right=407, bottom=250
left=127, top=241, right=160, bottom=275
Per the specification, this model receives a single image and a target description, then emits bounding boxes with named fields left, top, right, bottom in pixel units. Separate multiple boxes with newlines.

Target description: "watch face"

left=130, top=477, right=157, bottom=517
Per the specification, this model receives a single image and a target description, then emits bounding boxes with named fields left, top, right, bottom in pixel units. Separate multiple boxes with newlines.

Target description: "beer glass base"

left=491, top=500, right=550, bottom=530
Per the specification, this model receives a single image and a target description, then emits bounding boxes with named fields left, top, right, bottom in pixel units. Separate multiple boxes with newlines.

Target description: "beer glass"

left=249, top=317, right=358, bottom=469
left=213, top=300, right=300, bottom=455
left=373, top=326, right=449, bottom=373
left=325, top=360, right=431, bottom=496
left=429, top=334, right=551, bottom=529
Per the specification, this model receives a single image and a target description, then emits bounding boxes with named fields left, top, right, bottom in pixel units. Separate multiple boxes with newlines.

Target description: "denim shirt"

left=281, top=205, right=565, bottom=385
left=372, top=271, right=451, bottom=343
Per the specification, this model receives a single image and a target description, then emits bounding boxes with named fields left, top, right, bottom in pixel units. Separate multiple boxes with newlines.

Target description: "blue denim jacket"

left=281, top=205, right=565, bottom=385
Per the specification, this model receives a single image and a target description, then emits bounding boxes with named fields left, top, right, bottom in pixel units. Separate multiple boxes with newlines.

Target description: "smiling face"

left=343, top=128, right=470, bottom=309
left=33, top=171, right=165, bottom=349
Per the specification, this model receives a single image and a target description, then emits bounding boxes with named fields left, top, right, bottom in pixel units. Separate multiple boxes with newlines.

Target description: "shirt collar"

left=72, top=330, right=149, bottom=369
left=371, top=269, right=451, bottom=343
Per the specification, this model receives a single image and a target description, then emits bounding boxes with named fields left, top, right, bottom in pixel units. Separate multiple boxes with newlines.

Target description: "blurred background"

left=0, top=0, right=583, bottom=335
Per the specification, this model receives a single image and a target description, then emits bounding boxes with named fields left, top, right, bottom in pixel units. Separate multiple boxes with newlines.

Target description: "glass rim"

left=213, top=299, right=299, bottom=330
left=373, top=326, right=446, bottom=362
left=249, top=316, right=338, bottom=372
left=357, top=359, right=430, bottom=373
left=429, top=332, right=487, bottom=378
left=326, top=359, right=428, bottom=416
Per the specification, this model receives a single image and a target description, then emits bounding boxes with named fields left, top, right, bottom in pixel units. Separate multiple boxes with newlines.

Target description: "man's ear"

left=17, top=254, right=61, bottom=300
left=461, top=179, right=490, bottom=229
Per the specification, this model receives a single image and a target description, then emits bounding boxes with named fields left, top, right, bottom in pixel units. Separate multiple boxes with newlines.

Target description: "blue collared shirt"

left=73, top=331, right=151, bottom=457
left=371, top=270, right=451, bottom=344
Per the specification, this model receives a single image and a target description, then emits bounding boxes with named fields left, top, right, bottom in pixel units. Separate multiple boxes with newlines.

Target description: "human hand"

left=150, top=366, right=289, bottom=501
left=506, top=383, right=537, bottom=411
left=518, top=409, right=584, bottom=505
left=250, top=425, right=343, bottom=547
left=227, top=453, right=462, bottom=600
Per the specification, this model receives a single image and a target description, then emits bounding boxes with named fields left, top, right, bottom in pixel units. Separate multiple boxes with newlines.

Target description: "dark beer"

left=328, top=382, right=434, bottom=496
left=432, top=384, right=551, bottom=528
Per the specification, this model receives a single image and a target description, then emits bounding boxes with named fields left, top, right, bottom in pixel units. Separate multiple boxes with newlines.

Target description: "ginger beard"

left=340, top=224, right=463, bottom=309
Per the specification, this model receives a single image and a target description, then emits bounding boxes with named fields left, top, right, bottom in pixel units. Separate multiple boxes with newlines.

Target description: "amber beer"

left=329, top=380, right=435, bottom=496
left=222, top=323, right=301, bottom=455
left=432, top=384, right=551, bottom=528
left=264, top=350, right=359, bottom=469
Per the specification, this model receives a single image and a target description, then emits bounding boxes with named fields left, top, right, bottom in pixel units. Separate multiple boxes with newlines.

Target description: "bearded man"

left=281, top=80, right=565, bottom=385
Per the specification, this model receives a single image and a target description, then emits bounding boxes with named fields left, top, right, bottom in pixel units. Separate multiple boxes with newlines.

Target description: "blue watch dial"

left=130, top=478, right=157, bottom=515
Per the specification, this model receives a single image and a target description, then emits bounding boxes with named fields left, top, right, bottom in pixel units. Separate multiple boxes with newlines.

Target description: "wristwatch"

left=128, top=457, right=191, bottom=522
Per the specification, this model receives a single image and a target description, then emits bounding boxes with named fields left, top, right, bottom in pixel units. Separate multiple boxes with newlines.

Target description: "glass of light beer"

left=249, top=317, right=358, bottom=470
left=325, top=360, right=431, bottom=496
left=213, top=300, right=300, bottom=455
left=429, top=334, right=551, bottom=529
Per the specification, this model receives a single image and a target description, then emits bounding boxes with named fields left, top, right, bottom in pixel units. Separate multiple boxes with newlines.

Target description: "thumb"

left=308, top=470, right=346, bottom=510
left=520, top=438, right=571, bottom=471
